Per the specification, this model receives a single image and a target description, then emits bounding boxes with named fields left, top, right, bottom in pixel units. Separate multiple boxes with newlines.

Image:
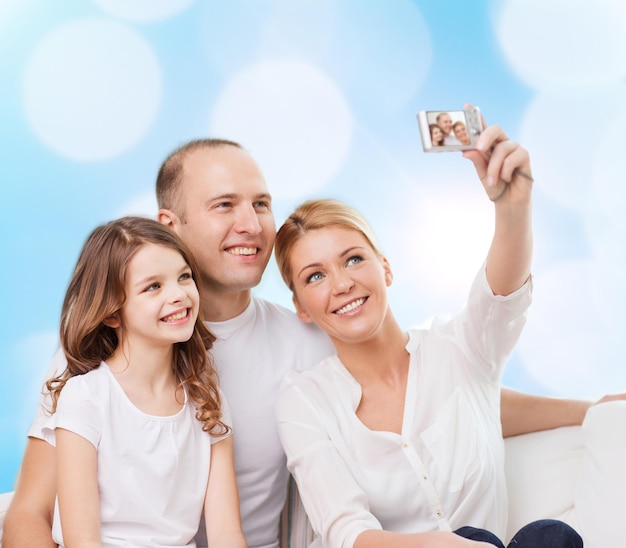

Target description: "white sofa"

left=283, top=400, right=626, bottom=548
left=2, top=401, right=624, bottom=547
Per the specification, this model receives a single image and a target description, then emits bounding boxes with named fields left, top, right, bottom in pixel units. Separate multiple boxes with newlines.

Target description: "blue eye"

left=253, top=200, right=270, bottom=211
left=179, top=271, right=192, bottom=282
left=145, top=282, right=160, bottom=292
left=346, top=255, right=363, bottom=266
left=306, top=272, right=324, bottom=284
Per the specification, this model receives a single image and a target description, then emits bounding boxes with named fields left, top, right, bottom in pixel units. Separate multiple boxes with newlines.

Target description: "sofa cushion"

left=504, top=425, right=583, bottom=541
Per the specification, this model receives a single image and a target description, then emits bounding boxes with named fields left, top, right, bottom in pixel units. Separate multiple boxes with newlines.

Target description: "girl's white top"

left=43, top=362, right=231, bottom=548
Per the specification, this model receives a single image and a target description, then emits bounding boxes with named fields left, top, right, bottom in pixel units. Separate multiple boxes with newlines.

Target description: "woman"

left=273, top=124, right=582, bottom=547
left=453, top=120, right=472, bottom=145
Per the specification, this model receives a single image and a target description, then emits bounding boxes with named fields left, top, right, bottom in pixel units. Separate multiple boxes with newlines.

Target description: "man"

left=436, top=111, right=461, bottom=145
left=3, top=138, right=605, bottom=547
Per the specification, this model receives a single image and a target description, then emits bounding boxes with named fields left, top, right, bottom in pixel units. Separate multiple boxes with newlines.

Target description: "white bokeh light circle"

left=382, top=176, right=494, bottom=320
left=518, top=260, right=626, bottom=398
left=198, top=0, right=431, bottom=114
left=116, top=191, right=159, bottom=219
left=329, top=0, right=432, bottom=113
left=23, top=19, right=162, bottom=162
left=92, top=0, right=196, bottom=22
left=587, top=233, right=626, bottom=344
left=198, top=0, right=338, bottom=74
left=210, top=59, right=352, bottom=200
left=495, top=0, right=626, bottom=91
left=519, top=87, right=626, bottom=210
left=590, top=107, right=626, bottom=236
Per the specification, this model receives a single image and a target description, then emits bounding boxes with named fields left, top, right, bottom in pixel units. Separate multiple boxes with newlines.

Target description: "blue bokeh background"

left=2, top=0, right=626, bottom=492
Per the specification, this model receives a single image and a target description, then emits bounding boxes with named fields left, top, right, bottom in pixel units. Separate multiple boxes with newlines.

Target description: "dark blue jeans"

left=455, top=519, right=583, bottom=547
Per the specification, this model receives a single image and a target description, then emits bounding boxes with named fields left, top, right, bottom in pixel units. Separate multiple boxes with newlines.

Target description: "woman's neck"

left=333, top=313, right=409, bottom=384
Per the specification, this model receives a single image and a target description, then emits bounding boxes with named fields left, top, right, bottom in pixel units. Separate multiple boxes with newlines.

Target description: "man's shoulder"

left=251, top=296, right=309, bottom=331
left=251, top=295, right=296, bottom=317
left=250, top=295, right=334, bottom=353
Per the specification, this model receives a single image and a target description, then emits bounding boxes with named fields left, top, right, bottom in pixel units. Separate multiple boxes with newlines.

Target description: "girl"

left=429, top=123, right=445, bottom=146
left=273, top=124, right=582, bottom=547
left=44, top=216, right=246, bottom=548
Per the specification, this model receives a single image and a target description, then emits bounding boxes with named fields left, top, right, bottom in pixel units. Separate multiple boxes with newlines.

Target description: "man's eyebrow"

left=207, top=193, right=238, bottom=201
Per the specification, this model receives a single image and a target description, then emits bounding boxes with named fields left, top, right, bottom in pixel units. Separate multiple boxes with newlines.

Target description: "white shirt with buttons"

left=276, top=266, right=532, bottom=548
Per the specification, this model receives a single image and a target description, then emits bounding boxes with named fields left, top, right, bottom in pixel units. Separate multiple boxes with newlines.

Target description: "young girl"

left=273, top=124, right=582, bottom=547
left=429, top=122, right=445, bottom=146
left=43, top=216, right=247, bottom=548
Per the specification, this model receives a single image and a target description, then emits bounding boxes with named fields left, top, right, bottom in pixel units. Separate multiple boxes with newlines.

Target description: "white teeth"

left=335, top=298, right=365, bottom=315
left=228, top=247, right=257, bottom=256
left=163, top=310, right=187, bottom=322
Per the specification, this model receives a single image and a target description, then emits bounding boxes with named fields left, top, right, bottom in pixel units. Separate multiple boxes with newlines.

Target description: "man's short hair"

left=156, top=138, right=243, bottom=221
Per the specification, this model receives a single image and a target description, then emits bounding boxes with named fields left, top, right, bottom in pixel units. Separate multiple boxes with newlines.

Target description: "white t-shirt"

left=276, top=268, right=532, bottom=547
left=31, top=297, right=335, bottom=548
left=444, top=133, right=461, bottom=145
left=42, top=362, right=230, bottom=548
left=202, top=297, right=335, bottom=548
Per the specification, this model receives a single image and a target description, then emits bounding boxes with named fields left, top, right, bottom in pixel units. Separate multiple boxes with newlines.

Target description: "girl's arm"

left=204, top=435, right=247, bottom=548
left=56, top=428, right=101, bottom=548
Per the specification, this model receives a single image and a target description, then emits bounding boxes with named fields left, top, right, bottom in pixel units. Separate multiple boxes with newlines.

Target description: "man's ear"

left=382, top=257, right=393, bottom=287
left=102, top=313, right=121, bottom=329
left=157, top=209, right=178, bottom=229
left=292, top=295, right=312, bottom=324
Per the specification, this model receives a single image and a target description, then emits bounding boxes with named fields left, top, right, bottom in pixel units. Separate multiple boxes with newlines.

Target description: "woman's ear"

left=382, top=257, right=393, bottom=287
left=102, top=313, right=121, bottom=329
left=292, top=295, right=312, bottom=324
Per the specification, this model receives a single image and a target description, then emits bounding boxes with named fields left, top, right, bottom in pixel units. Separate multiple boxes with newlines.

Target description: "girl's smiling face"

left=288, top=226, right=393, bottom=346
left=112, top=243, right=200, bottom=350
left=431, top=125, right=443, bottom=143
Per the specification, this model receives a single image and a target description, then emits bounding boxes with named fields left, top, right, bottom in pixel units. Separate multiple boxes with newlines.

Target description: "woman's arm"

left=463, top=123, right=533, bottom=296
left=204, top=436, right=247, bottom=548
left=355, top=529, right=494, bottom=547
left=56, top=428, right=101, bottom=548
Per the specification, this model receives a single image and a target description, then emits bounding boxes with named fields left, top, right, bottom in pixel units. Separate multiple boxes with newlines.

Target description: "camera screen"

left=425, top=110, right=471, bottom=147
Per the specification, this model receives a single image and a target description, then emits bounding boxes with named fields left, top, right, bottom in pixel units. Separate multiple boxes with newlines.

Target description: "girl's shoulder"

left=62, top=363, right=110, bottom=398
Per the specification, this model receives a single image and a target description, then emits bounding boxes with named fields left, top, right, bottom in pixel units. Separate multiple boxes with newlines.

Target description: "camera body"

left=417, top=106, right=482, bottom=152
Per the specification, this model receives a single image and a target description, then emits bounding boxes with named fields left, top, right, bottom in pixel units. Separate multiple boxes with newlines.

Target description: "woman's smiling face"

left=288, top=226, right=392, bottom=346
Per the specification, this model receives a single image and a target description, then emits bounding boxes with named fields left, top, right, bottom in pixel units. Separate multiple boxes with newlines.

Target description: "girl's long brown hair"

left=46, top=216, right=229, bottom=435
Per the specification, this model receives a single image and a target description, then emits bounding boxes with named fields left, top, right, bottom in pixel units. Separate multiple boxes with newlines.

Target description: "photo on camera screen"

left=417, top=107, right=482, bottom=153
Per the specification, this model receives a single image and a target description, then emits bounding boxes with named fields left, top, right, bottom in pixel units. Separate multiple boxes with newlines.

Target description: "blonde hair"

left=46, top=216, right=229, bottom=435
left=275, top=199, right=382, bottom=290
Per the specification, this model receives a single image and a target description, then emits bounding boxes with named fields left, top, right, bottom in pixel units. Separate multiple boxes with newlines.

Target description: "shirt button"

left=435, top=509, right=442, bottom=517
